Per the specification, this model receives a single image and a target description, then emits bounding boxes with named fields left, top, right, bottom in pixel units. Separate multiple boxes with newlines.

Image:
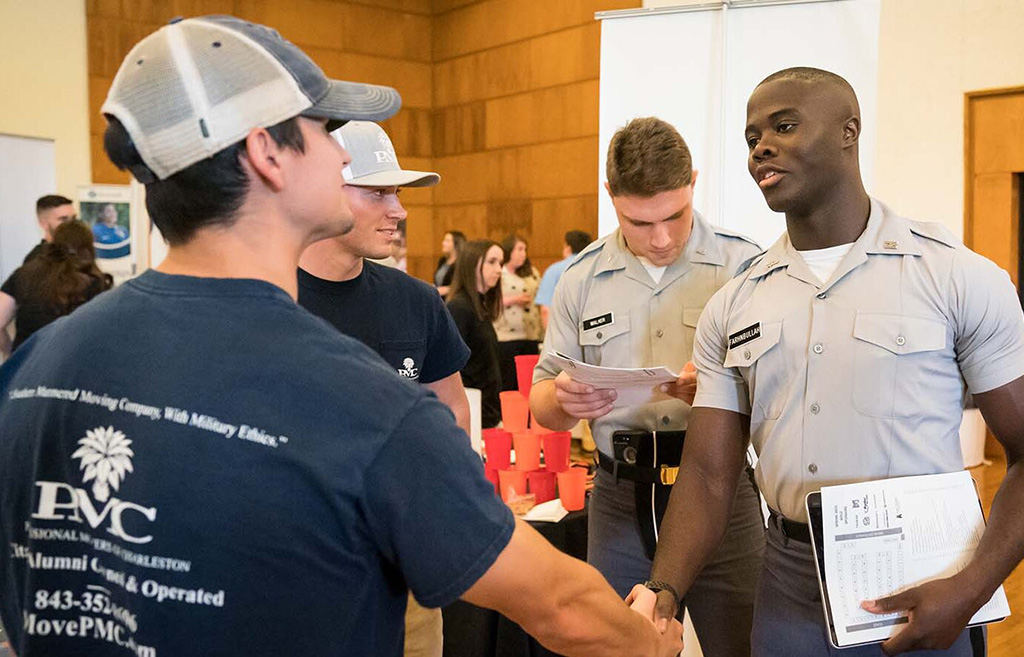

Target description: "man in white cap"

left=0, top=15, right=681, bottom=657
left=299, top=121, right=468, bottom=657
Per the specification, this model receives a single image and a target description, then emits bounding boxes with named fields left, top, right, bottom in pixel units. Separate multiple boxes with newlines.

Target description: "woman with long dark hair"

left=446, top=239, right=504, bottom=428
left=0, top=219, right=113, bottom=356
left=434, top=230, right=465, bottom=296
left=494, top=233, right=542, bottom=390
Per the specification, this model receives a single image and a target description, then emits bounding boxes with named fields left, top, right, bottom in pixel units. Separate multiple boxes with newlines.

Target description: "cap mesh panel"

left=185, top=23, right=285, bottom=108
left=109, top=30, right=193, bottom=135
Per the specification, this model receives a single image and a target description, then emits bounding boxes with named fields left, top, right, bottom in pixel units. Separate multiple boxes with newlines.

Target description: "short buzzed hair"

left=606, top=117, right=693, bottom=197
left=36, top=195, right=73, bottom=215
left=758, top=67, right=859, bottom=110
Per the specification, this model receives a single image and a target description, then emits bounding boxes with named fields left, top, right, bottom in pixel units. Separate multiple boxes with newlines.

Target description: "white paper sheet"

left=522, top=499, right=570, bottom=524
left=548, top=351, right=679, bottom=408
left=819, top=471, right=1010, bottom=646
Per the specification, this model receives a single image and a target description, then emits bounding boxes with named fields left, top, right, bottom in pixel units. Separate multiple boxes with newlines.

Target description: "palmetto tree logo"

left=70, top=426, right=135, bottom=502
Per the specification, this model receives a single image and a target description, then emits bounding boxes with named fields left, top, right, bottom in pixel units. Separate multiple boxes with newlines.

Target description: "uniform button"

left=812, top=343, right=824, bottom=354
left=816, top=292, right=827, bottom=300
left=808, top=463, right=818, bottom=474
left=596, top=332, right=603, bottom=339
left=661, top=416, right=671, bottom=425
left=809, top=403, right=820, bottom=414
left=895, top=335, right=906, bottom=346
left=743, top=349, right=751, bottom=361
left=655, top=329, right=664, bottom=338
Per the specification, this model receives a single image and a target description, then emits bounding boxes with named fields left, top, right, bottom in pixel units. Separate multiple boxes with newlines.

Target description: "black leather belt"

left=598, top=449, right=682, bottom=485
left=769, top=509, right=811, bottom=544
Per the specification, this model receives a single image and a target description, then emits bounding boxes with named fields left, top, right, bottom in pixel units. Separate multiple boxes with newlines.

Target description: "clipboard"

left=806, top=477, right=1007, bottom=650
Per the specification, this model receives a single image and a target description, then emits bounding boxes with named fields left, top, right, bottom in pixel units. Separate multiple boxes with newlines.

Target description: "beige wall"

left=874, top=0, right=1024, bottom=237
left=0, top=0, right=91, bottom=199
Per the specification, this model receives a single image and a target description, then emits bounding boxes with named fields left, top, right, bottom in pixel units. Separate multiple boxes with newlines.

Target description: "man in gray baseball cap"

left=0, top=15, right=682, bottom=657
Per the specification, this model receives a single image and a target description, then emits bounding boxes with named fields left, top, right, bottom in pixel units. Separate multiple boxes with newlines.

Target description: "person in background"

left=535, top=229, right=592, bottom=330
left=447, top=240, right=505, bottom=429
left=0, top=219, right=112, bottom=357
left=435, top=230, right=466, bottom=296
left=299, top=119, right=469, bottom=657
left=23, top=195, right=76, bottom=264
left=494, top=233, right=542, bottom=391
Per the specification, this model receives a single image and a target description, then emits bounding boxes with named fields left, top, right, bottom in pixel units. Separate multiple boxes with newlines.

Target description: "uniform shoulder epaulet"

left=712, top=225, right=761, bottom=249
left=737, top=250, right=768, bottom=275
left=907, top=219, right=960, bottom=249
left=564, top=234, right=610, bottom=272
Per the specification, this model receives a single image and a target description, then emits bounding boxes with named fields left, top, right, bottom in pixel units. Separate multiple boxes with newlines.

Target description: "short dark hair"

left=103, top=115, right=305, bottom=246
left=606, top=117, right=693, bottom=197
left=500, top=233, right=534, bottom=279
left=36, top=195, right=73, bottom=214
left=564, top=230, right=592, bottom=255
left=449, top=240, right=502, bottom=322
left=758, top=67, right=856, bottom=96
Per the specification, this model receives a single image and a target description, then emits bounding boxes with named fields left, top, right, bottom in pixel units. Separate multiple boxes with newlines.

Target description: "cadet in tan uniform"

left=531, top=117, right=766, bottom=657
left=650, top=67, right=1024, bottom=657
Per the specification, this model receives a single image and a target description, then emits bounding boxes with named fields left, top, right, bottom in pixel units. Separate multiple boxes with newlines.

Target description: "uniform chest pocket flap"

left=852, top=313, right=947, bottom=418
left=852, top=313, right=946, bottom=355
left=723, top=321, right=782, bottom=368
left=579, top=316, right=631, bottom=346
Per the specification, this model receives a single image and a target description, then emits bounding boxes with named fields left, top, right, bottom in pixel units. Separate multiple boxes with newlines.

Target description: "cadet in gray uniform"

left=531, top=117, right=766, bottom=657
left=650, top=67, right=1024, bottom=657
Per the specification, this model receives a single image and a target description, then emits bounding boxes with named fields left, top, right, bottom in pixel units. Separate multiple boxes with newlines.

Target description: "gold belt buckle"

left=659, top=465, right=678, bottom=485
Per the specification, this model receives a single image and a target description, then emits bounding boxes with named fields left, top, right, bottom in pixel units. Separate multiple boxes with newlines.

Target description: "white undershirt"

left=796, top=242, right=855, bottom=285
left=637, top=256, right=667, bottom=284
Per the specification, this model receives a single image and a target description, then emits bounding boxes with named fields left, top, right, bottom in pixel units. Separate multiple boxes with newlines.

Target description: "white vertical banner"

left=0, top=134, right=56, bottom=282
left=598, top=0, right=881, bottom=249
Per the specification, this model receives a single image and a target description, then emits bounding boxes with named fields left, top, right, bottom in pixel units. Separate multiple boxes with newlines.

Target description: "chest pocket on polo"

left=380, top=339, right=429, bottom=382
left=579, top=316, right=631, bottom=367
left=851, top=313, right=947, bottom=418
left=723, top=321, right=786, bottom=421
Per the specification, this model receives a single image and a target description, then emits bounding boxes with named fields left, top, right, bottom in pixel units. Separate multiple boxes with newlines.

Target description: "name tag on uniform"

left=728, top=322, right=761, bottom=349
left=582, top=312, right=614, bottom=332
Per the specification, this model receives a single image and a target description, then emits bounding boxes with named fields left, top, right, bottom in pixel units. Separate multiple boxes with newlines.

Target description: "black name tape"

left=582, top=312, right=613, bottom=332
left=728, top=322, right=761, bottom=349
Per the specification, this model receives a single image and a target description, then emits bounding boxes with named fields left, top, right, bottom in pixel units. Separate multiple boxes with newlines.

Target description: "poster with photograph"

left=78, top=185, right=135, bottom=284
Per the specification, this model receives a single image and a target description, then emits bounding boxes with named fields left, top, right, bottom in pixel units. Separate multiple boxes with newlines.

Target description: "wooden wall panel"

left=305, top=48, right=433, bottom=109
left=970, top=173, right=1018, bottom=285
left=485, top=80, right=599, bottom=150
left=433, top=22, right=600, bottom=108
left=434, top=0, right=636, bottom=62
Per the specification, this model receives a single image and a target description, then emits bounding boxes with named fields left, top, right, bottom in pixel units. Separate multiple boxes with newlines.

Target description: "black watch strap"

left=643, top=579, right=680, bottom=605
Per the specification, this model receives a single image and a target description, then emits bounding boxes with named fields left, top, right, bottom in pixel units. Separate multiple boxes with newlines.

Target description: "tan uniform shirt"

left=694, top=199, right=1024, bottom=521
left=534, top=212, right=761, bottom=455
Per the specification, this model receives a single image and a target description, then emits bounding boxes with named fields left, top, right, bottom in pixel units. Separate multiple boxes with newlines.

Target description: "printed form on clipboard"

left=808, top=470, right=1010, bottom=648
left=548, top=351, right=679, bottom=407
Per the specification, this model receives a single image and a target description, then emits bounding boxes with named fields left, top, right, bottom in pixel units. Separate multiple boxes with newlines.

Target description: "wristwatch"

left=642, top=579, right=680, bottom=607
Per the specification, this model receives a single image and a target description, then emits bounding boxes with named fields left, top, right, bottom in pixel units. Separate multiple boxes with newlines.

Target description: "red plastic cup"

left=498, top=469, right=528, bottom=502
left=484, top=467, right=500, bottom=496
left=499, top=390, right=530, bottom=431
left=542, top=431, right=572, bottom=472
left=514, top=354, right=540, bottom=399
left=482, top=429, right=512, bottom=470
left=513, top=431, right=541, bottom=472
left=557, top=468, right=588, bottom=511
left=528, top=469, right=557, bottom=504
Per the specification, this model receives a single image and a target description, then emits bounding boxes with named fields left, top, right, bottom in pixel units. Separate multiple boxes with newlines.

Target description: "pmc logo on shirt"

left=398, top=358, right=419, bottom=379
left=31, top=426, right=157, bottom=544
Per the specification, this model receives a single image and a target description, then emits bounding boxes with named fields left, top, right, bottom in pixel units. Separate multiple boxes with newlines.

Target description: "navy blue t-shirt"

left=0, top=270, right=514, bottom=657
left=297, top=262, right=469, bottom=384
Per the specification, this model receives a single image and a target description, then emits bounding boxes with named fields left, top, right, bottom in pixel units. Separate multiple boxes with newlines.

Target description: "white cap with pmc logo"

left=101, top=15, right=402, bottom=182
left=334, top=121, right=440, bottom=188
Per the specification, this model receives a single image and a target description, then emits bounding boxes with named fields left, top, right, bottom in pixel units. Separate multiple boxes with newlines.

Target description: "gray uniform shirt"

left=534, top=211, right=761, bottom=456
left=694, top=199, right=1024, bottom=521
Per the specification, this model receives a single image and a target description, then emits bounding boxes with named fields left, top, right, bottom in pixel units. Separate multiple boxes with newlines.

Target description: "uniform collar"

left=594, top=211, right=724, bottom=289
left=749, top=198, right=922, bottom=288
